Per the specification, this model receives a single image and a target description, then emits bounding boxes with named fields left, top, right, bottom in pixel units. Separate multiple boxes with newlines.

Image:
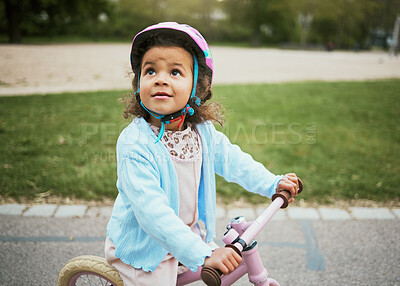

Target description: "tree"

left=222, top=0, right=291, bottom=46
left=284, top=0, right=392, bottom=49
left=3, top=0, right=27, bottom=43
left=2, top=0, right=115, bottom=43
left=310, top=0, right=387, bottom=49
left=78, top=0, right=115, bottom=41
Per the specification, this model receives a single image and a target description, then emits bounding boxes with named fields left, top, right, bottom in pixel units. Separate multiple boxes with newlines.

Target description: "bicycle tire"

left=57, top=255, right=123, bottom=286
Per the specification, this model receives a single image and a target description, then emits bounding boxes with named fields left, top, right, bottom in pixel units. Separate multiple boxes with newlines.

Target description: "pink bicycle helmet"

left=130, top=22, right=213, bottom=84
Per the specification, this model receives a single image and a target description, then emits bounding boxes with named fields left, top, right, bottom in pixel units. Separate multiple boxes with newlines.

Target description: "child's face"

left=139, top=46, right=193, bottom=121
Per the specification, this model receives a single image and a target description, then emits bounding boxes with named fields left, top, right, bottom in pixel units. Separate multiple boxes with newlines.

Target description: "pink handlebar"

left=200, top=179, right=303, bottom=286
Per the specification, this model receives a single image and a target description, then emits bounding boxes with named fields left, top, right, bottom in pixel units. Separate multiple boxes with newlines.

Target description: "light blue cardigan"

left=106, top=117, right=283, bottom=272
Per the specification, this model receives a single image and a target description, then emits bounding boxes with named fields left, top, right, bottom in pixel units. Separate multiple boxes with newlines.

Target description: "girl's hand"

left=203, top=247, right=242, bottom=275
left=277, top=173, right=300, bottom=204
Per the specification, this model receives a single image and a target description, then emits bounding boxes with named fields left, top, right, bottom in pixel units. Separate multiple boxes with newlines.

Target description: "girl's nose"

left=154, top=73, right=169, bottom=86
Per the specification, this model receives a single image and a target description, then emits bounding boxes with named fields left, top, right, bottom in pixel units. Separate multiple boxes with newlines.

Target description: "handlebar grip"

left=201, top=266, right=222, bottom=286
left=272, top=191, right=290, bottom=208
left=272, top=179, right=303, bottom=209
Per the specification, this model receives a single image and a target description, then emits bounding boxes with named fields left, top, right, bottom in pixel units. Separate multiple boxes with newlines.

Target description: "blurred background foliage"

left=0, top=0, right=399, bottom=49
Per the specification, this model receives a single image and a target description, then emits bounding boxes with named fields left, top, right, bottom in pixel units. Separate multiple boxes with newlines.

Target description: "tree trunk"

left=4, top=0, right=22, bottom=43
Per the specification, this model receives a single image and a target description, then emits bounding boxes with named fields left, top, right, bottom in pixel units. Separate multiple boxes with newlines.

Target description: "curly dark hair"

left=122, top=30, right=224, bottom=127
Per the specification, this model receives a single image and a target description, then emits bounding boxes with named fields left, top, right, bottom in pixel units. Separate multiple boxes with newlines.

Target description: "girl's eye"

left=145, top=68, right=156, bottom=76
left=171, top=69, right=181, bottom=76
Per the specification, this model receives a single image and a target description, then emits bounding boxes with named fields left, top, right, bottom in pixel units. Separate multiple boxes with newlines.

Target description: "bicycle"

left=57, top=179, right=302, bottom=286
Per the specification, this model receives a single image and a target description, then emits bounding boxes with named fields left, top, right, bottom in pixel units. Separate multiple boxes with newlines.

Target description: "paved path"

left=1, top=44, right=400, bottom=96
left=1, top=207, right=399, bottom=285
left=1, top=203, right=399, bottom=285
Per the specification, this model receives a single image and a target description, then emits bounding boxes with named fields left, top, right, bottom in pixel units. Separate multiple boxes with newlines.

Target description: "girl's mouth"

left=152, top=92, right=172, bottom=99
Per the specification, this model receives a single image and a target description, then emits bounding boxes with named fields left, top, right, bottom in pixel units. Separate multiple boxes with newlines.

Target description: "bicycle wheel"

left=58, top=255, right=123, bottom=286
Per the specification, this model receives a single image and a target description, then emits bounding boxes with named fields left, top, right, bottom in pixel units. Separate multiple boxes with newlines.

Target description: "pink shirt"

left=150, top=124, right=203, bottom=233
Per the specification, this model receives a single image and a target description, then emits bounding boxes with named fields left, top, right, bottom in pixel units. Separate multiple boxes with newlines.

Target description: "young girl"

left=105, top=22, right=300, bottom=285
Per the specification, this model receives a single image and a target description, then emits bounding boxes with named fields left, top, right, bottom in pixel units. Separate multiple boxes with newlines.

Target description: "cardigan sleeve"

left=212, top=129, right=283, bottom=198
left=117, top=156, right=213, bottom=272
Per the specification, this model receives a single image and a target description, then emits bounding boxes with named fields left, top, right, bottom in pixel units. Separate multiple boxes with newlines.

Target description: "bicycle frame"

left=176, top=194, right=288, bottom=286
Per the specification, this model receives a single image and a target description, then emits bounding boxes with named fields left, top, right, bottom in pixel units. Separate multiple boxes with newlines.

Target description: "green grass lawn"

left=1, top=80, right=399, bottom=204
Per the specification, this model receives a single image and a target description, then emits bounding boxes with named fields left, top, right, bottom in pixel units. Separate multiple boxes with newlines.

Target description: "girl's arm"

left=213, top=129, right=291, bottom=198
